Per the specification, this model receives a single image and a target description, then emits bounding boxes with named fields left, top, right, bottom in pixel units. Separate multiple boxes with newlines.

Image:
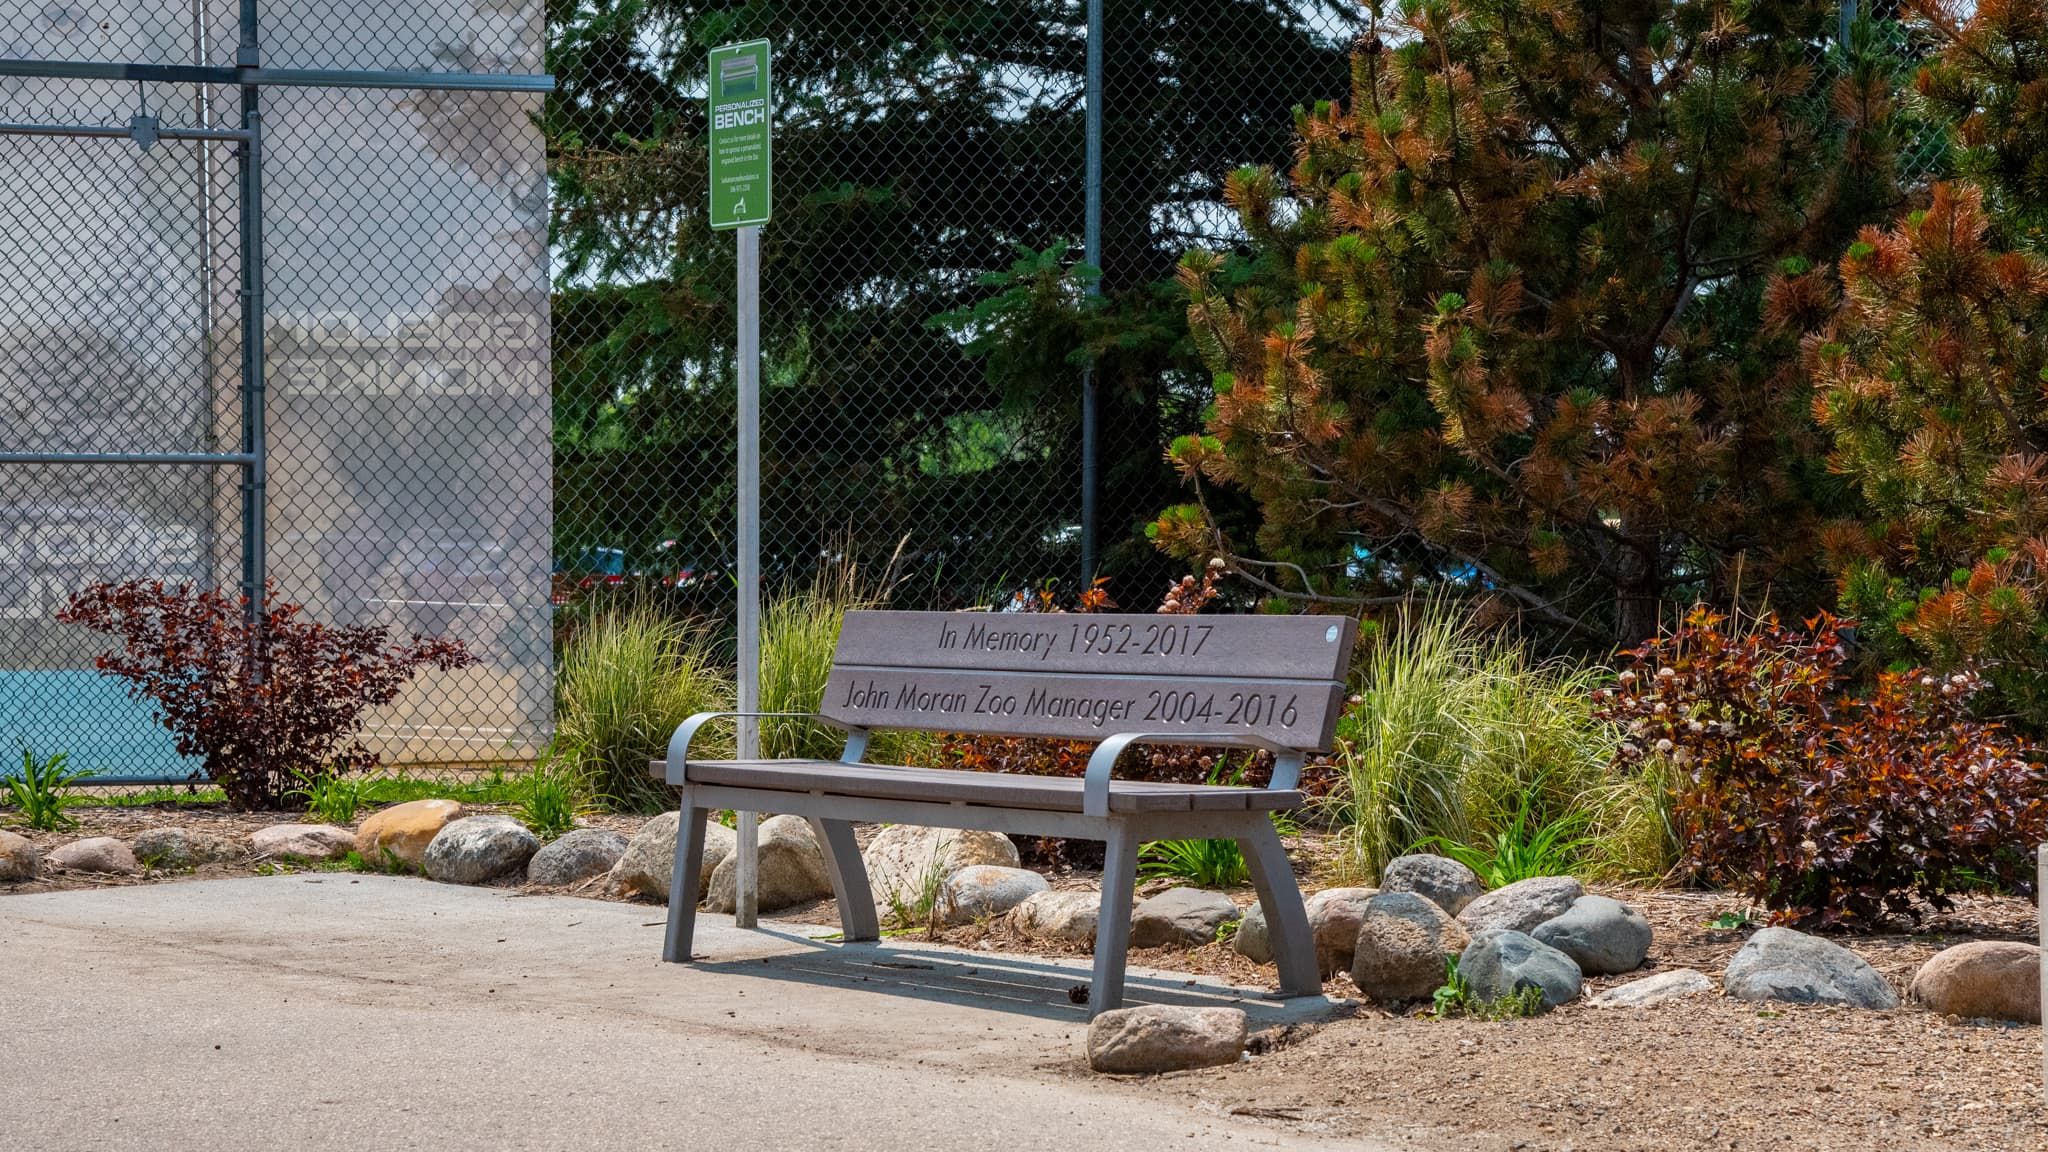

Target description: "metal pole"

left=734, top=223, right=762, bottom=928
left=1079, top=0, right=1103, bottom=583
left=237, top=0, right=266, bottom=675
left=1839, top=0, right=1856, bottom=45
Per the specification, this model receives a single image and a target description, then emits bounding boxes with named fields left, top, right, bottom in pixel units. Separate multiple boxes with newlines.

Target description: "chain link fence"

left=0, top=1, right=550, bottom=783
left=0, top=1, right=1943, bottom=785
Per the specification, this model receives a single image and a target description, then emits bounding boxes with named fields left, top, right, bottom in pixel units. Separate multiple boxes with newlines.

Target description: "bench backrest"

left=820, top=610, right=1358, bottom=751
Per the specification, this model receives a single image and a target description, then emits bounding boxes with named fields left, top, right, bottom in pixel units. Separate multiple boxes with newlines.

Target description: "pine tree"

left=1156, top=0, right=1900, bottom=642
left=1911, top=0, right=2048, bottom=251
left=1805, top=183, right=2048, bottom=720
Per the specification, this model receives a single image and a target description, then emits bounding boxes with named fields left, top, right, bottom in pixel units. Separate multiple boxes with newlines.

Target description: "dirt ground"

left=8, top=804, right=2045, bottom=1150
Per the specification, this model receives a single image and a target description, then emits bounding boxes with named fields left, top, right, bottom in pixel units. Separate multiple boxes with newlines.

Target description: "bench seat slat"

left=656, top=758, right=1302, bottom=814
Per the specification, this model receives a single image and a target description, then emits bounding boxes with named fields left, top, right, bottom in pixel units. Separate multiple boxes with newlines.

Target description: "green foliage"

left=287, top=771, right=371, bottom=826
left=1431, top=958, right=1544, bottom=1021
left=547, top=0, right=1318, bottom=596
left=1416, top=792, right=1598, bottom=889
left=1911, top=1, right=2048, bottom=251
left=1322, top=600, right=1663, bottom=886
left=4, top=746, right=92, bottom=831
left=1600, top=608, right=2048, bottom=927
left=1164, top=2, right=1904, bottom=642
left=66, top=784, right=226, bottom=809
left=554, top=604, right=734, bottom=814
left=512, top=760, right=585, bottom=841
left=1138, top=837, right=1249, bottom=889
left=759, top=563, right=934, bottom=766
left=1136, top=754, right=1299, bottom=888
left=882, top=839, right=953, bottom=937
left=1430, top=958, right=1470, bottom=1019
left=1709, top=908, right=1764, bottom=932
left=1804, top=181, right=2048, bottom=726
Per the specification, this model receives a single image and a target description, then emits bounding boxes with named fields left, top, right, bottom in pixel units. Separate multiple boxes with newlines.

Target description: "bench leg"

left=1237, top=818, right=1320, bottom=998
left=1088, top=823, right=1141, bottom=1018
left=807, top=816, right=880, bottom=943
left=662, top=799, right=709, bottom=963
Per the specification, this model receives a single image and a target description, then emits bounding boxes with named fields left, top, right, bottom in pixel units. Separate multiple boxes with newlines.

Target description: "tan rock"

left=1911, top=941, right=2041, bottom=1024
left=1087, top=1006, right=1247, bottom=1074
left=609, top=811, right=736, bottom=903
left=862, top=824, right=1018, bottom=911
left=354, top=799, right=462, bottom=868
left=0, top=829, right=40, bottom=881
left=705, top=815, right=834, bottom=913
left=47, top=836, right=139, bottom=875
left=1008, top=889, right=1099, bottom=945
left=249, top=824, right=357, bottom=862
left=1305, top=886, right=1379, bottom=978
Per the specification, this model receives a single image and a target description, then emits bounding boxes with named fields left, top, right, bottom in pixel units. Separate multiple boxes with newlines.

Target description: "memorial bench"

left=652, top=609, right=1358, bottom=1016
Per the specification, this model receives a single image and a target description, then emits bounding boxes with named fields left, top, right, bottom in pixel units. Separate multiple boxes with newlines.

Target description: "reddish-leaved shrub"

left=58, top=580, right=475, bottom=810
left=1597, top=608, right=2048, bottom=928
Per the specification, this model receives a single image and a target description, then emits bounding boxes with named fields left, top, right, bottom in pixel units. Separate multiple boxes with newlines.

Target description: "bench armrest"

left=1082, top=732, right=1304, bottom=819
left=663, top=712, right=868, bottom=785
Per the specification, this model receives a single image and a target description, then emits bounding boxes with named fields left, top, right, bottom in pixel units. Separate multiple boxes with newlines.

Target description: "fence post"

left=236, top=0, right=267, bottom=676
left=1079, top=0, right=1103, bottom=583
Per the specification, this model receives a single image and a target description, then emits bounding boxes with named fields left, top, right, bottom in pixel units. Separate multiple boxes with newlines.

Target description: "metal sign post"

left=709, top=39, right=772, bottom=927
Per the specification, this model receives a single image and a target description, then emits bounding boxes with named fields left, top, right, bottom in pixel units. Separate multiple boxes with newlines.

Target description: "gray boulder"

left=1233, top=902, right=1272, bottom=963
left=610, top=811, right=736, bottom=903
left=422, top=815, right=540, bottom=885
left=1008, top=890, right=1098, bottom=945
left=1087, top=1005, right=1247, bottom=1074
left=133, top=827, right=242, bottom=870
left=1349, top=891, right=1470, bottom=1003
left=0, top=829, right=41, bottom=881
left=1532, top=894, right=1652, bottom=975
left=1380, top=853, right=1484, bottom=917
left=1722, top=927, right=1899, bottom=1009
left=1460, top=929, right=1583, bottom=1011
left=1589, top=968, right=1713, bottom=1009
left=248, top=823, right=356, bottom=862
left=1456, top=875, right=1583, bottom=935
left=526, top=828, right=629, bottom=887
left=1130, top=887, right=1240, bottom=948
left=47, top=837, right=139, bottom=875
left=1305, top=887, right=1380, bottom=977
left=940, top=865, right=1048, bottom=925
left=706, top=814, right=834, bottom=913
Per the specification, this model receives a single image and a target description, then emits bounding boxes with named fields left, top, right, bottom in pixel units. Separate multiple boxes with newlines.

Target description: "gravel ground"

left=9, top=805, right=2043, bottom=1150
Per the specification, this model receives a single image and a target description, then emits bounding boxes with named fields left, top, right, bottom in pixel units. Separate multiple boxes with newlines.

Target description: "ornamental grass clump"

left=553, top=604, right=731, bottom=814
left=1599, top=607, right=2048, bottom=928
left=1324, top=599, right=1662, bottom=886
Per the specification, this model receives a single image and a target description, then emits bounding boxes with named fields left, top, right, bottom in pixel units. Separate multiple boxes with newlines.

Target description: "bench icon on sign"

left=719, top=55, right=758, bottom=97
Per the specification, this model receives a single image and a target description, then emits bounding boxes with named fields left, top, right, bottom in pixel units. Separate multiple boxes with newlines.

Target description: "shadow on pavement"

left=690, top=928, right=1341, bottom=1025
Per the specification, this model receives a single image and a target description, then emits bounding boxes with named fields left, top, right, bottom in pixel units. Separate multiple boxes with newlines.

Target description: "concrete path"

left=0, top=876, right=1386, bottom=1151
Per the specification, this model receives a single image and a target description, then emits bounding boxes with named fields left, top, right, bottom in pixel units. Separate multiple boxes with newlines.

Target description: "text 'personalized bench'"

left=653, top=609, right=1358, bottom=1015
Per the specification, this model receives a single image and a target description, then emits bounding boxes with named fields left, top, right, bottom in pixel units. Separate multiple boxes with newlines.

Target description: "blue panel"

left=0, top=669, right=200, bottom=780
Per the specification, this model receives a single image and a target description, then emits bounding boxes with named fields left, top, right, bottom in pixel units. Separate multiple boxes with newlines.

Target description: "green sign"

left=708, top=39, right=771, bottom=230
